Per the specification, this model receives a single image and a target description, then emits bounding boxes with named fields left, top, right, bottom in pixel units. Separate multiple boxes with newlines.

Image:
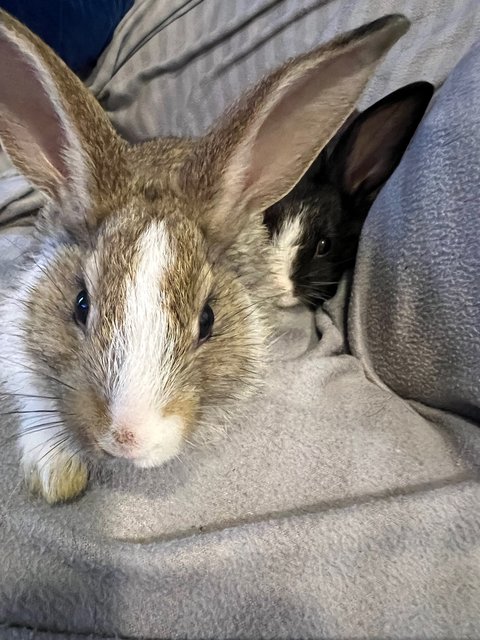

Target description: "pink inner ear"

left=240, top=47, right=380, bottom=212
left=247, top=60, right=340, bottom=198
left=0, top=37, right=69, bottom=182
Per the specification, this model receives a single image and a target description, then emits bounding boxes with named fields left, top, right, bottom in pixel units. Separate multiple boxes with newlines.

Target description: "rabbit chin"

left=97, top=413, right=185, bottom=468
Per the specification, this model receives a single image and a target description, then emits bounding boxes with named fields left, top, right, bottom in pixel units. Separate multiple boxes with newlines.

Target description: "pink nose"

left=98, top=428, right=140, bottom=459
left=113, top=429, right=137, bottom=447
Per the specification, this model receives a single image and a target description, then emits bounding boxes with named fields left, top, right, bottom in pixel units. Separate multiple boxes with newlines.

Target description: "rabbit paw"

left=25, top=452, right=89, bottom=504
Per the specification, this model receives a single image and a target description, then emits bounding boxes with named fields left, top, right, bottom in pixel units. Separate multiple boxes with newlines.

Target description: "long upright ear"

left=0, top=10, right=125, bottom=212
left=302, top=109, right=360, bottom=183
left=329, top=81, right=434, bottom=202
left=196, top=14, right=409, bottom=243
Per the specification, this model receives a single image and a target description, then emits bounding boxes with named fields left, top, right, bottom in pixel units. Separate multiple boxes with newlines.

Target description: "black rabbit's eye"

left=198, top=303, right=214, bottom=344
left=73, top=289, right=90, bottom=326
left=315, top=237, right=331, bottom=257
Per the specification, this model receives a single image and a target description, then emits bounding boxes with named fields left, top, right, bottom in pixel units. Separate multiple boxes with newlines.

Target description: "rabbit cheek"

left=270, top=214, right=303, bottom=308
left=68, top=387, right=109, bottom=451
left=163, top=393, right=199, bottom=435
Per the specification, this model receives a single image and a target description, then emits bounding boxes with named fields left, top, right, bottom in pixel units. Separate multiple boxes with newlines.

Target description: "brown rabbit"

left=0, top=10, right=409, bottom=503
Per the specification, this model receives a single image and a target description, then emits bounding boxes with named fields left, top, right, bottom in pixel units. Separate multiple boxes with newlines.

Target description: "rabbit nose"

left=113, top=428, right=138, bottom=448
left=99, top=427, right=140, bottom=460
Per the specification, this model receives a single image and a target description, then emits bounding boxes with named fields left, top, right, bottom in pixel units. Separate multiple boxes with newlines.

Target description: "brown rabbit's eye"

left=73, top=289, right=90, bottom=326
left=315, top=237, right=331, bottom=257
left=198, top=303, right=214, bottom=344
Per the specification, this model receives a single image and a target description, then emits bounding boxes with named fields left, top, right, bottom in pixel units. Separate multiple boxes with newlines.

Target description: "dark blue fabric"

left=1, top=0, right=134, bottom=78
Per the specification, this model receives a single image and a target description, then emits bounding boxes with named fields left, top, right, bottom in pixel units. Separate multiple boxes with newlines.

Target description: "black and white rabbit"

left=264, top=81, right=434, bottom=308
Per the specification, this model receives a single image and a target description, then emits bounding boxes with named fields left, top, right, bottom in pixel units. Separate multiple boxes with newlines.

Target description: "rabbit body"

left=0, top=10, right=409, bottom=502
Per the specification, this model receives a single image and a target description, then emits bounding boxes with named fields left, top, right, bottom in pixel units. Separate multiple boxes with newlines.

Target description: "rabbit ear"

left=329, top=81, right=434, bottom=202
left=0, top=10, right=124, bottom=212
left=302, top=109, right=360, bottom=182
left=198, top=15, right=409, bottom=245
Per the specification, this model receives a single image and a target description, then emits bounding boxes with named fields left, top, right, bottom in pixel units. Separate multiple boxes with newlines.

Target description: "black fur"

left=264, top=81, right=434, bottom=309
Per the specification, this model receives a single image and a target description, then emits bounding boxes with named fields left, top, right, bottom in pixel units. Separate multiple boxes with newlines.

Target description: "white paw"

left=23, top=450, right=89, bottom=504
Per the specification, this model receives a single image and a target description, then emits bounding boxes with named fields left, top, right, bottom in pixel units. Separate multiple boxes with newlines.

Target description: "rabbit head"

left=264, top=81, right=434, bottom=308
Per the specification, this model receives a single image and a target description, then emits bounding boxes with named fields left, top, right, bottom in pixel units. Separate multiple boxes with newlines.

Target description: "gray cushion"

left=350, top=40, right=480, bottom=422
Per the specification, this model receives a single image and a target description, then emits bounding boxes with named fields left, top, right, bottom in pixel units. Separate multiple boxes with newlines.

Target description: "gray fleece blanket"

left=1, top=1, right=480, bottom=639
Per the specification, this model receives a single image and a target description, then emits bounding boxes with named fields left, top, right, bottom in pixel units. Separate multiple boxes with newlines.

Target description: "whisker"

left=0, top=409, right=69, bottom=417
left=330, top=256, right=357, bottom=266
left=0, top=420, right=66, bottom=446
left=0, top=357, right=78, bottom=393
left=0, top=392, right=61, bottom=402
left=38, top=434, right=73, bottom=468
left=298, top=278, right=340, bottom=286
left=63, top=445, right=88, bottom=470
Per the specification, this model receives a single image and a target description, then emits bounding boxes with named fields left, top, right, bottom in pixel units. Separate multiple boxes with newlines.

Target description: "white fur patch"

left=271, top=212, right=303, bottom=307
left=107, top=219, right=184, bottom=465
left=98, top=412, right=183, bottom=468
left=0, top=253, right=78, bottom=492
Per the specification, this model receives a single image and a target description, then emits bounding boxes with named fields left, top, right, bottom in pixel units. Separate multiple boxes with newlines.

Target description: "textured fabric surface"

left=349, top=40, right=480, bottom=423
left=0, top=151, right=44, bottom=229
left=1, top=2, right=480, bottom=639
left=87, top=0, right=480, bottom=140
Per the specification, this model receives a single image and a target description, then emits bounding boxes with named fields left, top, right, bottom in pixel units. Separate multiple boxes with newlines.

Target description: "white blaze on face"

left=271, top=212, right=303, bottom=307
left=101, top=219, right=185, bottom=466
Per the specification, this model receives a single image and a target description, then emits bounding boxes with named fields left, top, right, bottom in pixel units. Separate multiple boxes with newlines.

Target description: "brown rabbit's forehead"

left=85, top=211, right=211, bottom=323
